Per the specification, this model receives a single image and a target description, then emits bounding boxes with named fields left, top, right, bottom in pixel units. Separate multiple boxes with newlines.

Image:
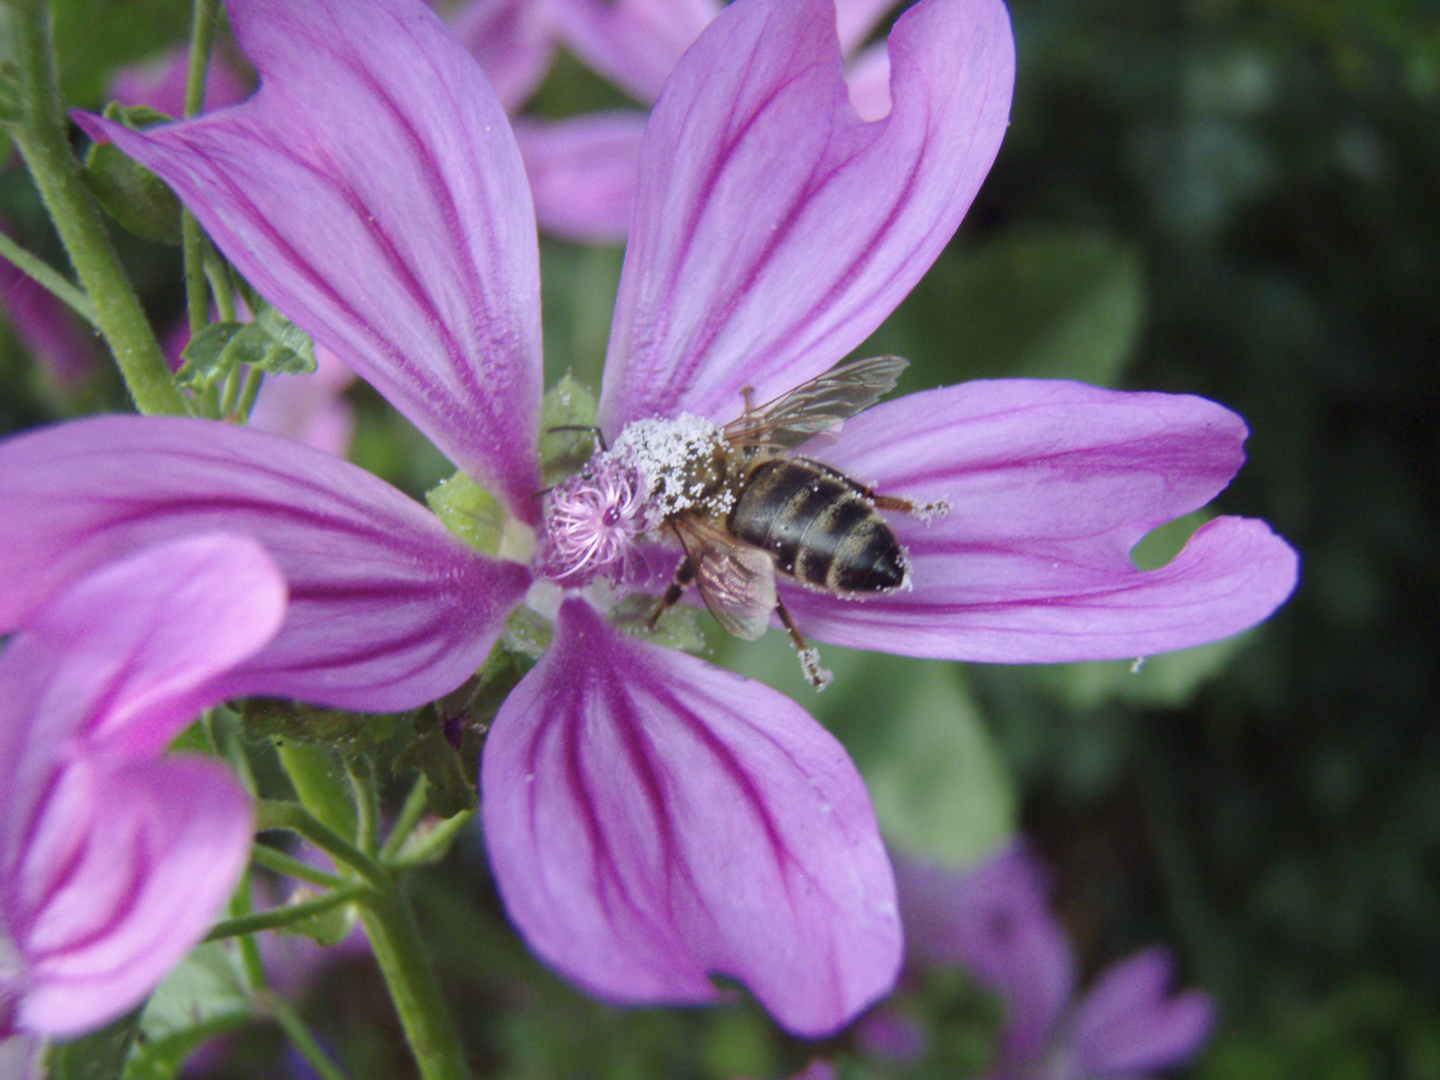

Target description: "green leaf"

left=251, top=304, right=317, bottom=375
left=48, top=1009, right=142, bottom=1080
left=174, top=307, right=316, bottom=392
left=123, top=943, right=258, bottom=1080
left=176, top=320, right=247, bottom=390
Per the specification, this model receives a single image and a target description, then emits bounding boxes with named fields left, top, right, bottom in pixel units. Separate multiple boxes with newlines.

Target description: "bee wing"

left=675, top=518, right=777, bottom=641
left=722, top=354, right=909, bottom=449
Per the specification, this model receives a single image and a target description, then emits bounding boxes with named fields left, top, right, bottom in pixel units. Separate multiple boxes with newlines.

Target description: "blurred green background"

left=3, top=0, right=1439, bottom=1078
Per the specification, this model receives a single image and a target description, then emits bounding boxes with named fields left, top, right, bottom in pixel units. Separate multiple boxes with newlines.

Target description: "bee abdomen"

left=729, top=458, right=907, bottom=594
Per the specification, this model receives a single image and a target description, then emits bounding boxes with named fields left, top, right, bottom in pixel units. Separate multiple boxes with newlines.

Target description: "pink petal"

left=75, top=0, right=544, bottom=519
left=0, top=536, right=284, bottom=840
left=450, top=0, right=557, bottom=111
left=482, top=598, right=900, bottom=1037
left=598, top=0, right=1014, bottom=432
left=1064, top=948, right=1215, bottom=1076
left=554, top=0, right=719, bottom=104
left=0, top=417, right=532, bottom=711
left=516, top=113, right=647, bottom=244
left=778, top=381, right=1300, bottom=662
left=16, top=757, right=252, bottom=1038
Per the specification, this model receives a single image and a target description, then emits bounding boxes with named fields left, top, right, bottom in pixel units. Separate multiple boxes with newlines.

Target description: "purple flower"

left=0, top=214, right=99, bottom=392
left=0, top=535, right=283, bottom=1041
left=525, top=0, right=904, bottom=239
left=896, top=846, right=1215, bottom=1079
left=0, top=0, right=1296, bottom=1037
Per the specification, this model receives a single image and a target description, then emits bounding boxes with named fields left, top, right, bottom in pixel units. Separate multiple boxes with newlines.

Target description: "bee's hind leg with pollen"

left=868, top=490, right=950, bottom=524
left=775, top=595, right=833, bottom=691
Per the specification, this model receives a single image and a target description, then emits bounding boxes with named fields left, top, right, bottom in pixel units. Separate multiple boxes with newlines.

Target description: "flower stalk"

left=358, top=888, right=474, bottom=1080
left=182, top=0, right=220, bottom=336
left=5, top=0, right=185, bottom=415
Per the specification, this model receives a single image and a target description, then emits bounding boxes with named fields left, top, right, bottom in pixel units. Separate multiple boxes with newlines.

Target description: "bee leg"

left=870, top=491, right=951, bottom=523
left=647, top=556, right=696, bottom=631
left=775, top=596, right=833, bottom=691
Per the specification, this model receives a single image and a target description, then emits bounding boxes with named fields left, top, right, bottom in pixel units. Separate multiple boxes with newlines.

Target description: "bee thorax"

left=613, top=413, right=736, bottom=524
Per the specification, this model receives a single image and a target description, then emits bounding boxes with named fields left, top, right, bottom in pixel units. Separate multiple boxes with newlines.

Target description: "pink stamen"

left=541, top=459, right=647, bottom=586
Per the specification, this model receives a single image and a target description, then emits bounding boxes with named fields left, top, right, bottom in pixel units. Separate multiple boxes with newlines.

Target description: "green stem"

left=345, top=754, right=381, bottom=857
left=234, top=364, right=265, bottom=423
left=206, top=883, right=370, bottom=941
left=358, top=889, right=473, bottom=1080
left=380, top=776, right=431, bottom=863
left=250, top=842, right=347, bottom=889
left=7, top=0, right=186, bottom=415
left=0, top=228, right=98, bottom=325
left=267, top=994, right=353, bottom=1080
left=227, top=873, right=269, bottom=991
left=256, top=800, right=390, bottom=889
left=181, top=0, right=220, bottom=336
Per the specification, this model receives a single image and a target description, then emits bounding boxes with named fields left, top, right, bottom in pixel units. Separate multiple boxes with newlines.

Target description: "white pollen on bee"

left=797, top=647, right=833, bottom=691
left=612, top=413, right=731, bottom=523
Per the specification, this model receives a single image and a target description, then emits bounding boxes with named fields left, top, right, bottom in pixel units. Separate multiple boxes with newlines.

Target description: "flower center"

left=537, top=413, right=730, bottom=587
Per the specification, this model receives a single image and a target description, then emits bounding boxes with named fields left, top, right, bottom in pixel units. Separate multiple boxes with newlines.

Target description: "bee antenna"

left=545, top=424, right=608, bottom=452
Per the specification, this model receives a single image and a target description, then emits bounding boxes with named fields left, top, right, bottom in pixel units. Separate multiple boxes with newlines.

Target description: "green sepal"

left=277, top=885, right=359, bottom=946
left=396, top=648, right=529, bottom=818
left=81, top=103, right=184, bottom=245
left=391, top=808, right=477, bottom=868
left=610, top=591, right=705, bottom=653
left=176, top=306, right=316, bottom=392
left=273, top=740, right=358, bottom=843
left=425, top=470, right=505, bottom=553
left=538, top=372, right=600, bottom=485
left=239, top=698, right=403, bottom=749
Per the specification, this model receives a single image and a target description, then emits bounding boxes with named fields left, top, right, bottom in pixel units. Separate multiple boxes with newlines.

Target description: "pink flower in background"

left=0, top=215, right=99, bottom=393
left=109, top=43, right=251, bottom=117
left=0, top=0, right=1295, bottom=1037
left=896, top=845, right=1216, bottom=1079
left=501, top=0, right=905, bottom=240
left=0, top=535, right=283, bottom=1042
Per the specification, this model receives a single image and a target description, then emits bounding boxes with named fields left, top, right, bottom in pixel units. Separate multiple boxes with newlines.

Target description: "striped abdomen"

left=728, top=457, right=907, bottom=594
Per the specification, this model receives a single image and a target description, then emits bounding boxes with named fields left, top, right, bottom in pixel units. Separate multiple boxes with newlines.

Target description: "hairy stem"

left=7, top=0, right=186, bottom=415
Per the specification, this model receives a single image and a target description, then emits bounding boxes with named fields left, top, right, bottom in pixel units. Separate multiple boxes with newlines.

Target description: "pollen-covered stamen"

left=540, top=458, right=648, bottom=585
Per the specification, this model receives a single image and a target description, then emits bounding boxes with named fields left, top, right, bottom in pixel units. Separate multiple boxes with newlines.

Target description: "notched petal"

left=600, top=0, right=1015, bottom=431
left=75, top=0, right=544, bottom=518
left=482, top=598, right=900, bottom=1036
left=781, top=381, right=1300, bottom=662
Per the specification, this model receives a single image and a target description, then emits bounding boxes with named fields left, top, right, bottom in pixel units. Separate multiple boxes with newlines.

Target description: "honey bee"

left=646, top=354, right=940, bottom=688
